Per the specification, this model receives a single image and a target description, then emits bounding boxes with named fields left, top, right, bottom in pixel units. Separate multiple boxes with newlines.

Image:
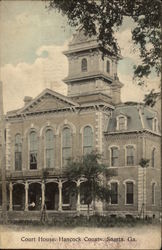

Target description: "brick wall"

left=7, top=109, right=99, bottom=171
left=104, top=131, right=161, bottom=217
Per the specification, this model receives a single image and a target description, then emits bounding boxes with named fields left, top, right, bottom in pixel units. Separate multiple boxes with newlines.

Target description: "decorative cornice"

left=6, top=103, right=114, bottom=120
left=104, top=129, right=161, bottom=137
left=64, top=72, right=113, bottom=84
left=63, top=44, right=99, bottom=55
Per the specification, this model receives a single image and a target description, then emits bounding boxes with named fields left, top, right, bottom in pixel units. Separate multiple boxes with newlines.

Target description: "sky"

left=0, top=0, right=160, bottom=113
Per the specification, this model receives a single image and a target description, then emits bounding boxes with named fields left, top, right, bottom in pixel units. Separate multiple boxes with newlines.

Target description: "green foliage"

left=144, top=90, right=160, bottom=107
left=8, top=215, right=158, bottom=228
left=66, top=152, right=115, bottom=180
left=65, top=152, right=116, bottom=208
left=49, top=215, right=154, bottom=228
left=132, top=1, right=161, bottom=79
left=48, top=0, right=161, bottom=81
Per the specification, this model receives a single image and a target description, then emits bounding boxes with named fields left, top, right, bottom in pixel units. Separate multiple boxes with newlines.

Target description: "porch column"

left=41, top=181, right=45, bottom=210
left=25, top=181, right=29, bottom=211
left=76, top=180, right=80, bottom=213
left=9, top=182, right=13, bottom=211
left=58, top=180, right=62, bottom=211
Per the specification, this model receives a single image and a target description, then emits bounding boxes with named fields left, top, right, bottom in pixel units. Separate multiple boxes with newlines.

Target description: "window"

left=118, top=116, right=126, bottom=130
left=29, top=131, right=38, bottom=170
left=110, top=182, right=118, bottom=204
left=152, top=183, right=155, bottom=205
left=81, top=58, right=87, bottom=72
left=126, top=182, right=133, bottom=204
left=106, top=60, right=110, bottom=73
left=15, top=134, right=22, bottom=171
left=83, top=126, right=93, bottom=155
left=151, top=148, right=155, bottom=168
left=153, top=117, right=158, bottom=132
left=45, top=129, right=54, bottom=168
left=126, top=146, right=135, bottom=165
left=62, top=127, right=72, bottom=167
left=116, top=115, right=127, bottom=131
left=111, top=147, right=119, bottom=166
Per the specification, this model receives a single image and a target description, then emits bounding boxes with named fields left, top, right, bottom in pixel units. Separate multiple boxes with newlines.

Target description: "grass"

left=4, top=215, right=160, bottom=228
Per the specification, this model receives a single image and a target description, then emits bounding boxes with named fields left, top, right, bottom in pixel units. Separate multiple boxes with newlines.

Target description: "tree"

left=65, top=151, right=116, bottom=217
left=143, top=90, right=161, bottom=107
left=48, top=0, right=161, bottom=105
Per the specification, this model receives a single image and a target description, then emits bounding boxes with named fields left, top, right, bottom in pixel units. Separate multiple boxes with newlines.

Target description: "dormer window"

left=152, top=117, right=158, bottom=132
left=106, top=60, right=110, bottom=73
left=116, top=115, right=127, bottom=130
left=81, top=58, right=87, bottom=72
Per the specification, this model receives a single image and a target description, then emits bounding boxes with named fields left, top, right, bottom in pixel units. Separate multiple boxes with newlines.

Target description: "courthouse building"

left=0, top=28, right=161, bottom=220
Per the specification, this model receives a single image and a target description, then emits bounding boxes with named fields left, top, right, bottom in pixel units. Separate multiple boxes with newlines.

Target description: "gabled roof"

left=7, top=88, right=79, bottom=116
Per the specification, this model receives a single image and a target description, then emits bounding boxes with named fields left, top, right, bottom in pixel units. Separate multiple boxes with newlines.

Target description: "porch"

left=0, top=178, right=93, bottom=215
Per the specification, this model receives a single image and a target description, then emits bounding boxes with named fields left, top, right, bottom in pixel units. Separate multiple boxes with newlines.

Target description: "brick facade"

left=0, top=29, right=161, bottom=219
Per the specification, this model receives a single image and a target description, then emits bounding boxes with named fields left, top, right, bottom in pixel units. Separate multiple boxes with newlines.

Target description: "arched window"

left=15, top=134, right=22, bottom=171
left=81, top=58, right=87, bottom=72
left=110, top=182, right=118, bottom=204
left=83, top=126, right=93, bottom=155
left=152, top=183, right=155, bottom=205
left=29, top=131, right=38, bottom=170
left=111, top=147, right=119, bottom=166
left=126, top=182, right=134, bottom=204
left=151, top=148, right=155, bottom=168
left=126, top=146, right=135, bottom=166
left=45, top=129, right=54, bottom=168
left=62, top=127, right=72, bottom=167
left=153, top=117, right=158, bottom=132
left=106, top=60, right=110, bottom=73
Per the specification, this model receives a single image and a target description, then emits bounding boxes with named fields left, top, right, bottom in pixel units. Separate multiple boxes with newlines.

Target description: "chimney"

left=23, top=96, right=33, bottom=106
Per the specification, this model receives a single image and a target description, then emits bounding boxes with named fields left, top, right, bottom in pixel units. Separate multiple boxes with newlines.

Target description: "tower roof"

left=64, top=26, right=122, bottom=59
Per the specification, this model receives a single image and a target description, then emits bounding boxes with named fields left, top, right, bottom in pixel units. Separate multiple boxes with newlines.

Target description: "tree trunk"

left=87, top=203, right=90, bottom=220
left=92, top=178, right=95, bottom=215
